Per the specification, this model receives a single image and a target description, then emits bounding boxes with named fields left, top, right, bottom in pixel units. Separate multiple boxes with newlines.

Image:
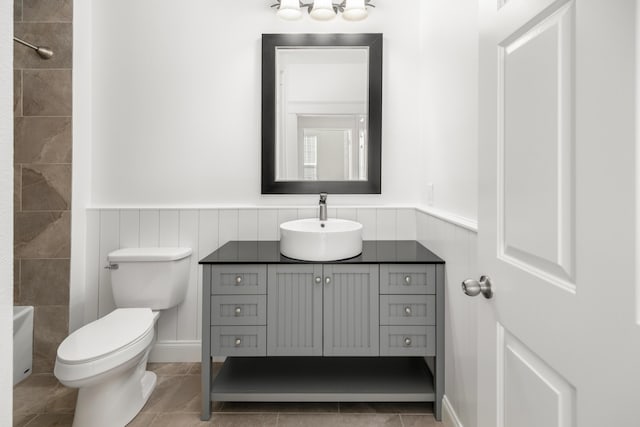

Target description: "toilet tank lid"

left=108, top=247, right=192, bottom=262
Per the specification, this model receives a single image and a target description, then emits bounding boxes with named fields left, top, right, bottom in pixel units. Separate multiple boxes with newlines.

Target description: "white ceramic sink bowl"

left=280, top=218, right=363, bottom=261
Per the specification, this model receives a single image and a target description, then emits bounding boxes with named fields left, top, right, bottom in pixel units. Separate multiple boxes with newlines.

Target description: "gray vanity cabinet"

left=200, top=241, right=445, bottom=423
left=267, top=264, right=379, bottom=357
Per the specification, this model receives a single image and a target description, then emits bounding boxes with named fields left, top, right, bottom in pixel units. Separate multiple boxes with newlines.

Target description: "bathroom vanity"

left=199, top=240, right=444, bottom=421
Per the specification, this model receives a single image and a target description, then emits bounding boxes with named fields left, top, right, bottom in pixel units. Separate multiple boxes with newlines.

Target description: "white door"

left=476, top=1, right=640, bottom=426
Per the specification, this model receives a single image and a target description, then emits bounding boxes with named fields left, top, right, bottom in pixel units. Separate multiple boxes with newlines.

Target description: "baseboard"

left=442, top=395, right=464, bottom=427
left=149, top=340, right=201, bottom=362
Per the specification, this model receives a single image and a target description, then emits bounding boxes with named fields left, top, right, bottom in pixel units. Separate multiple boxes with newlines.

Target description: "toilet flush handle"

left=104, top=263, right=119, bottom=270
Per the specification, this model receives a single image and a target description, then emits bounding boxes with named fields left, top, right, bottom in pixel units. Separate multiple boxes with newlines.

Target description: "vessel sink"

left=280, top=218, right=363, bottom=262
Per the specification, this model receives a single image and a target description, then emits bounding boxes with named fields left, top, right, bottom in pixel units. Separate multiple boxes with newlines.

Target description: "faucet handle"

left=319, top=192, right=328, bottom=203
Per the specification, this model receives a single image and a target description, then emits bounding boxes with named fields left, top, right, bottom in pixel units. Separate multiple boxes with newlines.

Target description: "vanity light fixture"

left=271, top=0, right=374, bottom=21
left=342, top=0, right=368, bottom=21
left=310, top=0, right=336, bottom=20
left=276, top=0, right=304, bottom=20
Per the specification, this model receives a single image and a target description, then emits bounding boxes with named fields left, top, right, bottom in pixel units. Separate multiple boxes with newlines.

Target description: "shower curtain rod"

left=13, top=36, right=53, bottom=59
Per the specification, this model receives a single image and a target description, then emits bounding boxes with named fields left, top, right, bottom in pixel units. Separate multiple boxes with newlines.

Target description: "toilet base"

left=72, top=355, right=156, bottom=427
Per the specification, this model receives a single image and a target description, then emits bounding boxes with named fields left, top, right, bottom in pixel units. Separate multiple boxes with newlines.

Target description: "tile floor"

left=13, top=363, right=441, bottom=426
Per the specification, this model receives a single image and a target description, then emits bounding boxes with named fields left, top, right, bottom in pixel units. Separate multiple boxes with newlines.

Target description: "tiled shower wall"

left=85, top=207, right=417, bottom=360
left=13, top=0, right=73, bottom=373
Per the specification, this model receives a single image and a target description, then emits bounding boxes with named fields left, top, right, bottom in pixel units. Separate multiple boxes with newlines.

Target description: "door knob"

left=462, top=276, right=493, bottom=299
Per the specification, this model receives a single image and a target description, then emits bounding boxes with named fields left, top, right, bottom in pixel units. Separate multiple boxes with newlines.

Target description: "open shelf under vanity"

left=211, top=357, right=435, bottom=402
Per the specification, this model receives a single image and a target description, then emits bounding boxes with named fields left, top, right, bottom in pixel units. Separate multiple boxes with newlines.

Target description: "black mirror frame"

left=261, top=33, right=383, bottom=194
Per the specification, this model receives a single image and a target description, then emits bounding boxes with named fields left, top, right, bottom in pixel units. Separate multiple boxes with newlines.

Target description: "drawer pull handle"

left=404, top=275, right=411, bottom=285
left=234, top=338, right=242, bottom=346
left=234, top=307, right=242, bottom=316
left=315, top=276, right=322, bottom=284
left=404, top=306, right=412, bottom=316
left=325, top=276, right=331, bottom=285
left=235, top=276, right=243, bottom=285
left=403, top=337, right=412, bottom=347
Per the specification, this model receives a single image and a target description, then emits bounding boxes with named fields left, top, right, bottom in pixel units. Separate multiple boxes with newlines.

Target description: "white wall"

left=89, top=0, right=423, bottom=207
left=420, top=0, right=479, bottom=222
left=0, top=0, right=14, bottom=421
left=417, top=2, right=480, bottom=426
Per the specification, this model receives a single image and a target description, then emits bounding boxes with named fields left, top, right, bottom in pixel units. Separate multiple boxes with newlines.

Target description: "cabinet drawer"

left=380, top=265, right=436, bottom=294
left=211, top=326, right=266, bottom=356
left=211, top=265, right=266, bottom=295
left=211, top=295, right=266, bottom=326
left=380, top=295, right=435, bottom=326
left=380, top=326, right=435, bottom=356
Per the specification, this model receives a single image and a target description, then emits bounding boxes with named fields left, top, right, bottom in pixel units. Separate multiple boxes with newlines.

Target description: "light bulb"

left=277, top=0, right=303, bottom=20
left=342, top=0, right=367, bottom=21
left=310, top=0, right=336, bottom=21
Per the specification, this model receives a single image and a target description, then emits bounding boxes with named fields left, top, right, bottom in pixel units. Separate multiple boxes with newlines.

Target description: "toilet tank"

left=107, top=247, right=192, bottom=310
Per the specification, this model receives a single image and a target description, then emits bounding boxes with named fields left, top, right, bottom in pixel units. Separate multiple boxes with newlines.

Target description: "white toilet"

left=54, top=247, right=192, bottom=427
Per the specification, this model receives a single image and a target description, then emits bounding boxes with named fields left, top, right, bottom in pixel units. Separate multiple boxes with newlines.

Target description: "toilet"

left=54, top=247, right=192, bottom=427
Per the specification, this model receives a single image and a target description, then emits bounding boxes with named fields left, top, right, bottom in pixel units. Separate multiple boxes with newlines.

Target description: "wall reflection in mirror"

left=275, top=47, right=369, bottom=182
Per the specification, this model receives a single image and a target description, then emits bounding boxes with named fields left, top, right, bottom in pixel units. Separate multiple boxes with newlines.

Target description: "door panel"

left=267, top=264, right=323, bottom=356
left=500, top=1, right=575, bottom=289
left=478, top=0, right=639, bottom=426
left=498, top=325, right=575, bottom=427
left=323, top=265, right=379, bottom=356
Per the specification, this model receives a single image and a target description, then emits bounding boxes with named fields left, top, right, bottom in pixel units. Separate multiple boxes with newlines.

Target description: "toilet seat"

left=54, top=308, right=155, bottom=384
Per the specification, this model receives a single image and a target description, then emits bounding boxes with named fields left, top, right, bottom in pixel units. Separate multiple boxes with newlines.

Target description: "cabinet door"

left=323, top=265, right=379, bottom=356
left=267, top=264, right=323, bottom=356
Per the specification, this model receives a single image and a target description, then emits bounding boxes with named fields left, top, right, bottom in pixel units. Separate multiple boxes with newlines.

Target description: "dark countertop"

left=199, top=241, right=444, bottom=265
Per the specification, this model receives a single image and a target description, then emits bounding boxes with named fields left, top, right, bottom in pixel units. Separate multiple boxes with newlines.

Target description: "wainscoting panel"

left=417, top=210, right=478, bottom=427
left=85, top=207, right=418, bottom=360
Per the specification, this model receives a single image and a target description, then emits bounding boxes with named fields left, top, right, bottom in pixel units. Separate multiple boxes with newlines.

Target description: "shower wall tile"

left=19, top=259, right=70, bottom=306
left=23, top=0, right=72, bottom=22
left=14, top=70, right=22, bottom=117
left=14, top=117, right=72, bottom=163
left=14, top=0, right=73, bottom=374
left=14, top=0, right=23, bottom=21
left=14, top=211, right=71, bottom=258
left=23, top=70, right=72, bottom=116
left=14, top=165, right=21, bottom=211
left=21, top=164, right=71, bottom=211
left=33, top=306, right=68, bottom=374
left=14, top=23, right=72, bottom=69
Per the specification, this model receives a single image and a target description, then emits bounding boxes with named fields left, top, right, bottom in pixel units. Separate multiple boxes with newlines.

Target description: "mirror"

left=262, top=34, right=382, bottom=194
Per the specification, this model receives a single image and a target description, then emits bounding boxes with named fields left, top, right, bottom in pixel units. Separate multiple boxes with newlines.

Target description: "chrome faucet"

left=319, top=193, right=328, bottom=221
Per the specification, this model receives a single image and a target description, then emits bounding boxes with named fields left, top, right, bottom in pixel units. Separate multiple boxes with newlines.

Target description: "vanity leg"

left=201, top=266, right=212, bottom=421
left=201, top=356, right=211, bottom=421
left=434, top=264, right=445, bottom=422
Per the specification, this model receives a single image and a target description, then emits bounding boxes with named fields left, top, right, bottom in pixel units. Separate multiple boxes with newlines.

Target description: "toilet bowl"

left=54, top=247, right=192, bottom=427
left=55, top=308, right=159, bottom=427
